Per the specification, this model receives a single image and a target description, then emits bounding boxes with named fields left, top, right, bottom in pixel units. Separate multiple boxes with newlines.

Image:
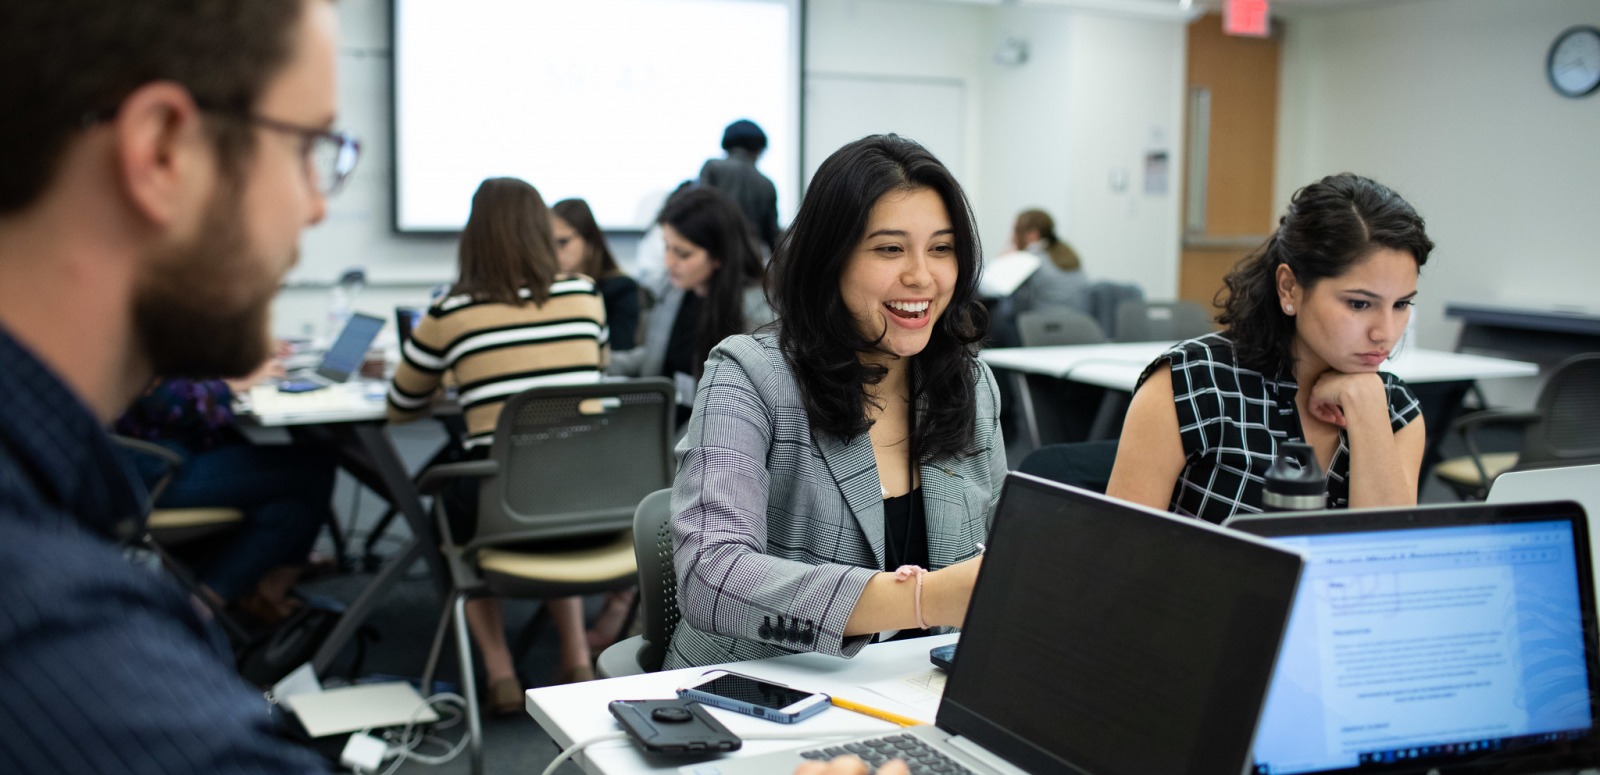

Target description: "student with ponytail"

left=1106, top=173, right=1434, bottom=522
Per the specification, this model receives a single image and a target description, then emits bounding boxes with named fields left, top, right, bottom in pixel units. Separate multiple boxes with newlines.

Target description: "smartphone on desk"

left=277, top=378, right=326, bottom=393
left=608, top=699, right=741, bottom=755
left=677, top=671, right=830, bottom=724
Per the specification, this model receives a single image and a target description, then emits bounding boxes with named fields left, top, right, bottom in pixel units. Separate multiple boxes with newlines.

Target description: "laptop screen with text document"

left=1228, top=501, right=1600, bottom=774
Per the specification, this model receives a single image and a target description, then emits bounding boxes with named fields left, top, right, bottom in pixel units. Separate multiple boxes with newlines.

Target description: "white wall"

left=1275, top=0, right=1600, bottom=353
left=275, top=0, right=1190, bottom=337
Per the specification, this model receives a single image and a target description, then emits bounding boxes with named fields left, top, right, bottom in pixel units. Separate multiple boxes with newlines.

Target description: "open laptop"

left=688, top=473, right=1306, bottom=775
left=394, top=305, right=424, bottom=349
left=1490, top=464, right=1600, bottom=604
left=280, top=311, right=385, bottom=390
left=1226, top=501, right=1600, bottom=774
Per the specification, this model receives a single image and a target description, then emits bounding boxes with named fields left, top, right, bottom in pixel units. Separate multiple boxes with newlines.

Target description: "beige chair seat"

left=477, top=530, right=635, bottom=584
left=147, top=507, right=245, bottom=544
left=1433, top=451, right=1518, bottom=487
left=148, top=507, right=246, bottom=530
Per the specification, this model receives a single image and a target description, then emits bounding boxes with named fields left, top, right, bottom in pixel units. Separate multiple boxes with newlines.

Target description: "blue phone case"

left=277, top=378, right=325, bottom=393
left=677, top=680, right=830, bottom=724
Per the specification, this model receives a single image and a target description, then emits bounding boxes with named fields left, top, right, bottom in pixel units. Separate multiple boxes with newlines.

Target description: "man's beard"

left=133, top=182, right=283, bottom=380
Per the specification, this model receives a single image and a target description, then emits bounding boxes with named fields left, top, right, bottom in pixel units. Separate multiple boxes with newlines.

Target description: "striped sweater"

left=387, top=276, right=610, bottom=449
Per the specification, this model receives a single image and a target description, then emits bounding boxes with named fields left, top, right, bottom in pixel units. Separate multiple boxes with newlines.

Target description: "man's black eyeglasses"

left=222, top=112, right=361, bottom=196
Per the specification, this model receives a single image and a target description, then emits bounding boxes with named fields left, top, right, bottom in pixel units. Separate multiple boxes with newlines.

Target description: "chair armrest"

left=111, top=435, right=184, bottom=468
left=1449, top=409, right=1543, bottom=489
left=111, top=435, right=183, bottom=504
left=416, top=459, right=500, bottom=496
left=1448, top=408, right=1542, bottom=437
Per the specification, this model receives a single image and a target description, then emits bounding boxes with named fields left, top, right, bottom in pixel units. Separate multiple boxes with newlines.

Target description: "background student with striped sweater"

left=388, top=177, right=611, bottom=712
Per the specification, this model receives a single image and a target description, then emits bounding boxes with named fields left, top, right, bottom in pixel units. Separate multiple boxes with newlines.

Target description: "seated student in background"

left=1105, top=173, right=1433, bottom=522
left=1008, top=207, right=1088, bottom=316
left=608, top=186, right=773, bottom=427
left=388, top=177, right=609, bottom=712
left=665, top=134, right=1005, bottom=669
left=551, top=197, right=642, bottom=351
left=116, top=352, right=336, bottom=625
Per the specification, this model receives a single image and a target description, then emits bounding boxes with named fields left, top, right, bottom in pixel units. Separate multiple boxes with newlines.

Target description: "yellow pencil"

left=829, top=696, right=926, bottom=727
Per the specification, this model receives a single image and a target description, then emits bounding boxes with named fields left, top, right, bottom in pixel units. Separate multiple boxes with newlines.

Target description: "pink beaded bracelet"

left=893, top=564, right=930, bottom=630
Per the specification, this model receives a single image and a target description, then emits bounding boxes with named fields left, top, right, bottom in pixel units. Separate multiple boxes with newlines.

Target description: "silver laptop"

left=282, top=311, right=385, bottom=389
left=1491, top=464, right=1600, bottom=604
left=685, top=473, right=1306, bottom=775
left=1227, top=500, right=1600, bottom=774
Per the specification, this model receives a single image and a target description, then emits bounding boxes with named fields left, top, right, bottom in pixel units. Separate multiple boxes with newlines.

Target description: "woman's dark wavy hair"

left=769, top=134, right=988, bottom=462
left=1217, top=172, right=1433, bottom=375
left=658, top=186, right=765, bottom=378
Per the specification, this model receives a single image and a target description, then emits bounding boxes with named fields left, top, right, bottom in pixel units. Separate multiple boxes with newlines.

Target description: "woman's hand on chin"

left=1306, top=371, right=1385, bottom=428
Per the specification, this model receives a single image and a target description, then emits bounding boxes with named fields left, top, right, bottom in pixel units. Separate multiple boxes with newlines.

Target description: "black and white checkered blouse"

left=1136, top=333, right=1422, bottom=523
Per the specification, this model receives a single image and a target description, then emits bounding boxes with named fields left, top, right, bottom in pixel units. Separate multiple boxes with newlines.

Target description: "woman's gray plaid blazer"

left=664, top=330, right=1007, bottom=669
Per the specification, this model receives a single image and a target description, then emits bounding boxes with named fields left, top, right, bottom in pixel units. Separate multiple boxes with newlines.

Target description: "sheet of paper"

left=978, top=250, right=1041, bottom=297
left=849, top=668, right=948, bottom=721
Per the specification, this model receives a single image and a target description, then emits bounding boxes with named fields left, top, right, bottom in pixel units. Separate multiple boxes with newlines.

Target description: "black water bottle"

left=1263, top=441, right=1326, bottom=512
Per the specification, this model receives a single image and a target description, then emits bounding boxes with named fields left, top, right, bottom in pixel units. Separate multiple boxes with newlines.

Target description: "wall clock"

left=1548, top=25, right=1600, bottom=98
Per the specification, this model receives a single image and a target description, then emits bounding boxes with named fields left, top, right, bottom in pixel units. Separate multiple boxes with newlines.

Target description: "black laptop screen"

left=938, top=474, right=1305, bottom=775
left=1240, top=516, right=1596, bottom=774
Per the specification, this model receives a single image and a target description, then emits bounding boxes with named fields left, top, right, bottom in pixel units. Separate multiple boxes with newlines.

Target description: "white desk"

left=980, top=342, right=1539, bottom=390
left=980, top=342, right=1539, bottom=451
left=526, top=634, right=958, bottom=775
left=241, top=381, right=388, bottom=425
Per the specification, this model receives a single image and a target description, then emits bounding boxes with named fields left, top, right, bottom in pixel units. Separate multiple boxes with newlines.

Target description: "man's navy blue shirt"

left=0, top=325, right=326, bottom=773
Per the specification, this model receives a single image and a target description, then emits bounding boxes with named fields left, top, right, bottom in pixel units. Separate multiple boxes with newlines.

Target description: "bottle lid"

left=1264, top=441, right=1325, bottom=498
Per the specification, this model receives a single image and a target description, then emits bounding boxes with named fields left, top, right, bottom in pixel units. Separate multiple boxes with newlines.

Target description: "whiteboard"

left=802, top=73, right=967, bottom=192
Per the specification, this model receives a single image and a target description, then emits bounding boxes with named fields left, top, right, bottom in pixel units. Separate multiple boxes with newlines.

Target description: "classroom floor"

left=292, top=413, right=1505, bottom=774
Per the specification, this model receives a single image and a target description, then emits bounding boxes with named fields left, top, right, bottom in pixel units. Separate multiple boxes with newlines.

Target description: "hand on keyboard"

left=795, top=754, right=909, bottom=775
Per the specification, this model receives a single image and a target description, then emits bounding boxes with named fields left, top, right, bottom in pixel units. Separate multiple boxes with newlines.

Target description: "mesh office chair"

left=416, top=379, right=674, bottom=775
left=595, top=488, right=680, bottom=678
left=1016, top=307, right=1107, bottom=347
left=1113, top=299, right=1214, bottom=342
left=111, top=436, right=251, bottom=641
left=1010, top=308, right=1110, bottom=450
left=1434, top=353, right=1600, bottom=499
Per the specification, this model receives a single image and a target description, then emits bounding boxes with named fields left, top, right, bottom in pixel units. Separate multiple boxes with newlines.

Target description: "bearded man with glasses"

left=0, top=0, right=358, bottom=771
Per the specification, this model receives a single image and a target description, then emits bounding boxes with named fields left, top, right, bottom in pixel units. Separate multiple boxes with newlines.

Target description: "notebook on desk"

left=686, top=473, right=1306, bottom=775
left=1226, top=501, right=1600, bottom=774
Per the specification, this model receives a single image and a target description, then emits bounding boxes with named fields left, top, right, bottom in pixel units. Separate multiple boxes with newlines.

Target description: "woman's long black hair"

left=1217, top=173, right=1433, bottom=375
left=658, top=186, right=765, bottom=378
left=769, top=134, right=988, bottom=462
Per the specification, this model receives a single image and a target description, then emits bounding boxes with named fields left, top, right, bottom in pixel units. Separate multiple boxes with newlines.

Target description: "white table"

left=980, top=342, right=1539, bottom=450
left=526, top=634, right=958, bottom=775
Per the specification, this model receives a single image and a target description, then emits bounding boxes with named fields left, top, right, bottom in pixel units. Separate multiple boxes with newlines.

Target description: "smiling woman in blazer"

left=665, top=134, right=1006, bottom=669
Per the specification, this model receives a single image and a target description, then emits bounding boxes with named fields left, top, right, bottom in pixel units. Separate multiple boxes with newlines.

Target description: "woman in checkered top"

left=1106, top=174, right=1433, bottom=523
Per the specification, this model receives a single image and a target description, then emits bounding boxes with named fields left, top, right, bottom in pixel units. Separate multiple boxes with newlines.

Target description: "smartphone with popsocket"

left=608, top=699, right=741, bottom=755
left=676, top=671, right=830, bottom=724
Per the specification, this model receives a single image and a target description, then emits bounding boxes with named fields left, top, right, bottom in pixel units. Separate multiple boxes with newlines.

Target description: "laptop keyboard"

left=799, top=733, right=976, bottom=775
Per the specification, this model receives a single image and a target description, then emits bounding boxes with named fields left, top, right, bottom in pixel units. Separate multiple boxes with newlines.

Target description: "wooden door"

left=1180, top=13, right=1281, bottom=316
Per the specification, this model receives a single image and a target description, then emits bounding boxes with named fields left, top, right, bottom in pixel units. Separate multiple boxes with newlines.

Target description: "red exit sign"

left=1225, top=0, right=1270, bottom=37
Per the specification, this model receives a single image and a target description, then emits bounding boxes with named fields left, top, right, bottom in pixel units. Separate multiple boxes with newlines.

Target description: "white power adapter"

left=340, top=732, right=389, bottom=772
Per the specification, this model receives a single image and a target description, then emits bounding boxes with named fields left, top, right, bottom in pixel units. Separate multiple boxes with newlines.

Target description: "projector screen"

left=393, top=0, right=802, bottom=233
